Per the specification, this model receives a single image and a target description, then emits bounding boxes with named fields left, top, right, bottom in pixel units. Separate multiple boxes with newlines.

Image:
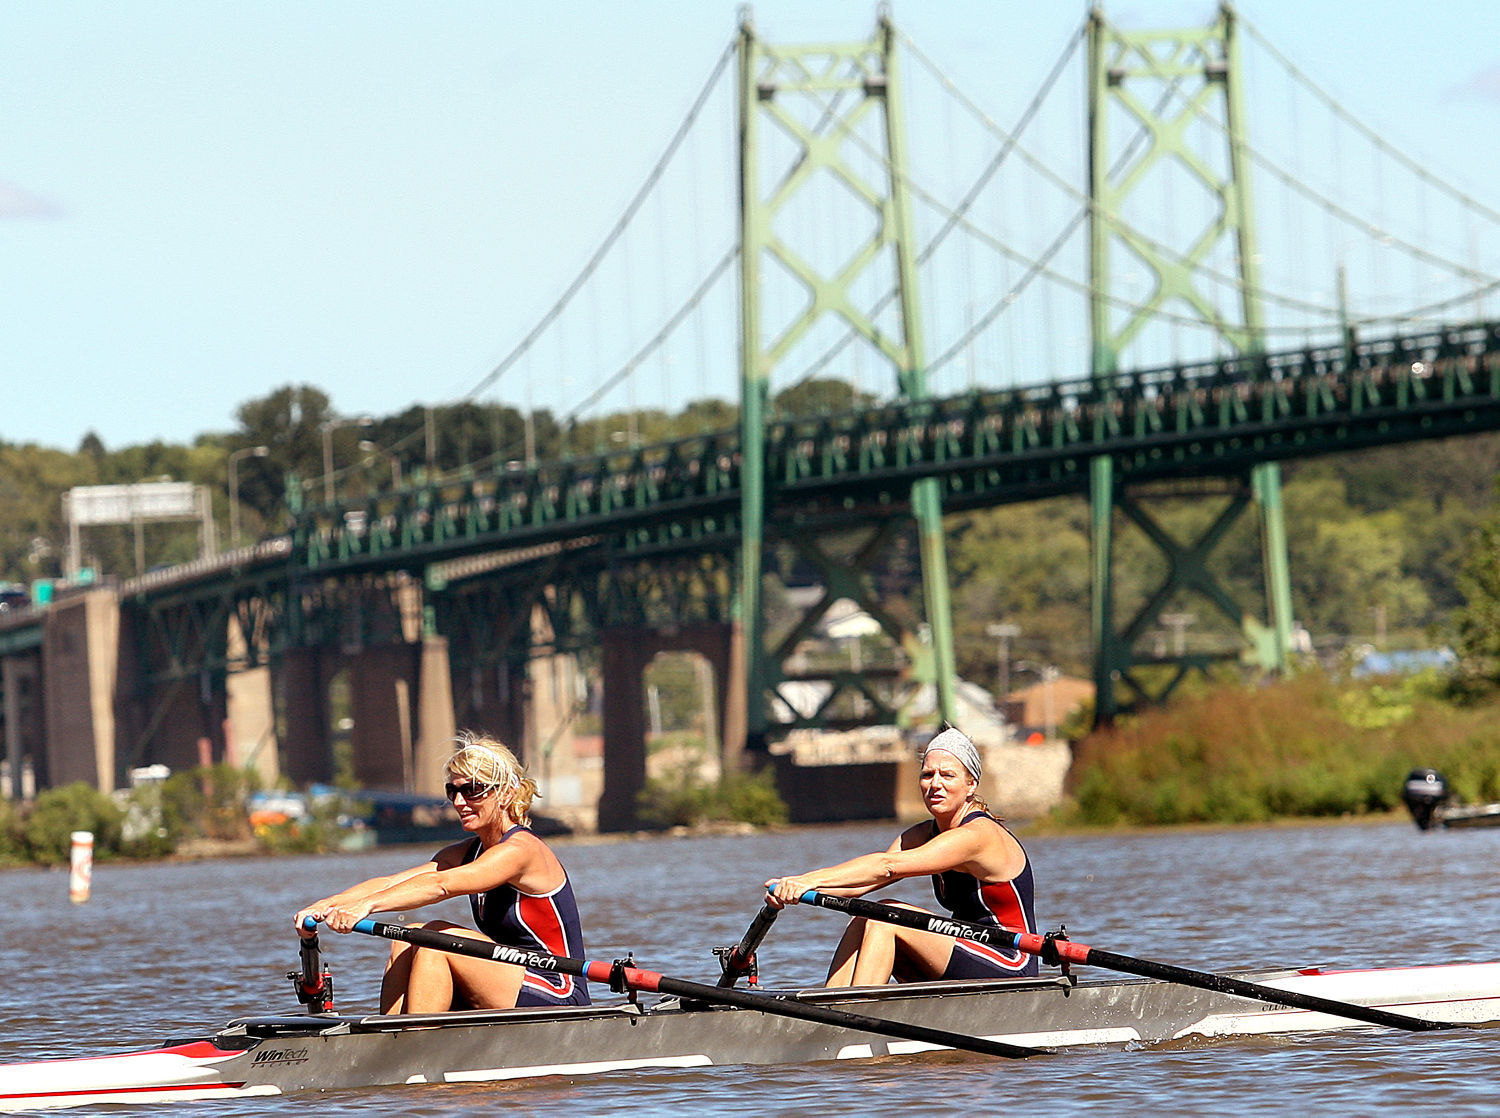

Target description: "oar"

left=792, top=891, right=1465, bottom=1033
left=292, top=929, right=334, bottom=1013
left=333, top=917, right=1043, bottom=1059
left=715, top=902, right=779, bottom=987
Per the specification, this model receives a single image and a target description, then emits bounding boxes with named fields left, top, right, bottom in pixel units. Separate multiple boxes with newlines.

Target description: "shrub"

left=1056, top=668, right=1500, bottom=828
left=160, top=764, right=256, bottom=842
left=254, top=794, right=353, bottom=854
left=22, top=783, right=124, bottom=864
left=0, top=798, right=26, bottom=865
left=636, top=766, right=788, bottom=829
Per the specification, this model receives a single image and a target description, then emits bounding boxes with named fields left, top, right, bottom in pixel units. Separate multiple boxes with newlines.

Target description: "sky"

left=1, top=0, right=1497, bottom=453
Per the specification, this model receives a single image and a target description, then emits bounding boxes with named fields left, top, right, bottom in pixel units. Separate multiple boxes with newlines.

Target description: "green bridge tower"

left=734, top=10, right=958, bottom=750
left=1087, top=2, right=1295, bottom=720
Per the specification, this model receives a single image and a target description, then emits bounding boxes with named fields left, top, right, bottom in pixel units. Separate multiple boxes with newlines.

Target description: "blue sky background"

left=2, top=1, right=1497, bottom=452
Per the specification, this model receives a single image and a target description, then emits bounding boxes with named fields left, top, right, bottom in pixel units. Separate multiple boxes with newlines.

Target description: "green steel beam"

left=736, top=15, right=770, bottom=749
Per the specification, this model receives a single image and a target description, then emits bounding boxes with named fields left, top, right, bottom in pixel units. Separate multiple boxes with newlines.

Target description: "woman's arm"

left=317, top=834, right=556, bottom=932
left=766, top=823, right=992, bottom=905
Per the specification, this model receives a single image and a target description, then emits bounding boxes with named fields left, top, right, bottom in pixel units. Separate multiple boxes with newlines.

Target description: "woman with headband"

left=294, top=732, right=592, bottom=1012
left=766, top=725, right=1039, bottom=985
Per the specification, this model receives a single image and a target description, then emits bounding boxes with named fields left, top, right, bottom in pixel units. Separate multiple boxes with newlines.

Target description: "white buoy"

left=69, top=831, right=94, bottom=904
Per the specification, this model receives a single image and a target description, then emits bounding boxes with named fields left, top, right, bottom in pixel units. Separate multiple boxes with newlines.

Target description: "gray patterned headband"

left=921, top=726, right=982, bottom=780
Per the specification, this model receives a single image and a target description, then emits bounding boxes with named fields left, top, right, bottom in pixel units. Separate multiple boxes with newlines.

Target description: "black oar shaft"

left=802, top=893, right=1458, bottom=1033
left=1076, top=946, right=1452, bottom=1031
left=349, top=918, right=1040, bottom=1060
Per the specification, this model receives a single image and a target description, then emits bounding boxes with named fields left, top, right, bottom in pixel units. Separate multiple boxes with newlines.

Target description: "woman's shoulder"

left=479, top=824, right=556, bottom=860
left=960, top=808, right=1004, bottom=828
left=429, top=836, right=478, bottom=870
left=896, top=819, right=938, bottom=848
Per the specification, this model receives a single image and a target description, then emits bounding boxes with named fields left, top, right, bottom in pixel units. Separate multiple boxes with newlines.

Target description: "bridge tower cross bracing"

left=734, top=10, right=958, bottom=750
left=1087, top=1, right=1295, bottom=721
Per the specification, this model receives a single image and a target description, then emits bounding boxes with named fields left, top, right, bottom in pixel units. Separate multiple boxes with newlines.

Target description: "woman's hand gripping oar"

left=314, top=917, right=1045, bottom=1060
left=782, top=890, right=1467, bottom=1032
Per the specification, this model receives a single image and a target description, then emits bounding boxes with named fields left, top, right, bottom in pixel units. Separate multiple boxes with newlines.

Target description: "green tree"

left=22, top=784, right=124, bottom=864
left=772, top=377, right=874, bottom=418
left=1453, top=517, right=1500, bottom=688
left=233, top=384, right=336, bottom=513
left=948, top=499, right=1092, bottom=680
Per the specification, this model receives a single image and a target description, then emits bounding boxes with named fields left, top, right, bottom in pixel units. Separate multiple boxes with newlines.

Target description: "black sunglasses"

left=445, top=781, right=498, bottom=802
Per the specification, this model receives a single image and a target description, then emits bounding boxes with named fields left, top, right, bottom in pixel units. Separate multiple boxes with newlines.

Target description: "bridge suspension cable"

left=1241, top=17, right=1500, bottom=228
left=901, top=21, right=1355, bottom=327
left=424, top=8, right=1500, bottom=469
left=458, top=35, right=737, bottom=406
left=784, top=18, right=1088, bottom=391
left=894, top=12, right=1500, bottom=367
left=1140, top=27, right=1500, bottom=307
left=792, top=45, right=1347, bottom=356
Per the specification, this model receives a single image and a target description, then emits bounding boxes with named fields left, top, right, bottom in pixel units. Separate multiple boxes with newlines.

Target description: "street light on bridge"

left=227, top=444, right=269, bottom=550
left=359, top=439, right=403, bottom=491
left=319, top=416, right=374, bottom=505
left=986, top=621, right=1021, bottom=701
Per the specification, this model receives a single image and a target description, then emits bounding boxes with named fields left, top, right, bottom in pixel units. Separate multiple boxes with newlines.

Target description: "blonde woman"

left=766, top=726, right=1038, bottom=985
left=294, top=733, right=591, bottom=1012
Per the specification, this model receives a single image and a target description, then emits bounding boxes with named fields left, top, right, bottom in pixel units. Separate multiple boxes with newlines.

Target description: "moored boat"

left=3, top=957, right=1499, bottom=1111
left=1400, top=768, right=1500, bottom=830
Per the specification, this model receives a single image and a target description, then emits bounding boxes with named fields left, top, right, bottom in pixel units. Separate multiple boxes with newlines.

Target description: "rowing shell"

left=3, top=960, right=1498, bottom=1111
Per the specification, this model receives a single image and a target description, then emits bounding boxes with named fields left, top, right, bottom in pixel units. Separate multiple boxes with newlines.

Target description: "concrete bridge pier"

left=226, top=665, right=278, bottom=787
left=346, top=643, right=421, bottom=790
left=452, top=659, right=529, bottom=757
left=597, top=622, right=734, bottom=832
left=413, top=634, right=457, bottom=795
left=42, top=589, right=119, bottom=791
left=277, top=647, right=332, bottom=786
left=276, top=637, right=457, bottom=796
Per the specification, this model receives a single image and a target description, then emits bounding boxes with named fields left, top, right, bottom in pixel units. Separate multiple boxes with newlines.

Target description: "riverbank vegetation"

left=635, top=766, right=788, bottom=830
left=3, top=665, right=1497, bottom=865
left=1057, top=667, right=1500, bottom=828
left=0, top=766, right=351, bottom=868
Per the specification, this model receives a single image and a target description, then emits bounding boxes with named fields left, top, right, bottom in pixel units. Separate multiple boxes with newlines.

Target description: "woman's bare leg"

left=824, top=904, right=957, bottom=987
left=825, top=918, right=869, bottom=985
left=380, top=939, right=416, bottom=1013
left=384, top=922, right=527, bottom=1014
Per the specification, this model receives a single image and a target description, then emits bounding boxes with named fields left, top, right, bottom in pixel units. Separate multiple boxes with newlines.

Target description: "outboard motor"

left=1402, top=768, right=1449, bottom=831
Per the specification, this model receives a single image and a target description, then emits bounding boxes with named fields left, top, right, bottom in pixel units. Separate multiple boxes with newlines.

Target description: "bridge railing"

left=279, top=319, right=1498, bottom=573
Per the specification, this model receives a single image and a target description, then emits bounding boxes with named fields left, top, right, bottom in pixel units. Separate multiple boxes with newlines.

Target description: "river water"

left=4, top=817, right=1498, bottom=1116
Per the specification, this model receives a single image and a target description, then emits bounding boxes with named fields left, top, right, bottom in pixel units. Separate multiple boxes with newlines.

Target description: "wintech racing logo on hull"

left=252, top=1047, right=311, bottom=1066
left=926, top=918, right=995, bottom=944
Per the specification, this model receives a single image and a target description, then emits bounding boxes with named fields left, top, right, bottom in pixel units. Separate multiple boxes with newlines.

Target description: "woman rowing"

left=766, top=725, right=1039, bottom=985
left=294, top=732, right=591, bottom=1012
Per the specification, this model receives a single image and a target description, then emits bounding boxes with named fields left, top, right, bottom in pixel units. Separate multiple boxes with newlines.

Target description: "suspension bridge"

left=2, top=4, right=1497, bottom=830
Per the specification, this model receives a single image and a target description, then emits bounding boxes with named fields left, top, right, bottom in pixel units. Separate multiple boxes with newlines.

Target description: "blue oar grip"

left=354, top=918, right=377, bottom=934
left=301, top=916, right=318, bottom=931
left=763, top=881, right=818, bottom=903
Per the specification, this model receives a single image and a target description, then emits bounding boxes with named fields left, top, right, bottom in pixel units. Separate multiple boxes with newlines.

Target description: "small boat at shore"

left=1400, top=768, right=1500, bottom=830
left=3, top=921, right=1499, bottom=1112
